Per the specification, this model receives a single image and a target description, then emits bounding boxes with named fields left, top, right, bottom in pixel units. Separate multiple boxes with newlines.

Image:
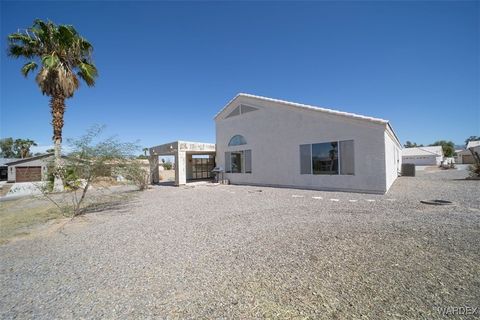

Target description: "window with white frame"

left=300, top=140, right=354, bottom=175
left=225, top=150, right=252, bottom=173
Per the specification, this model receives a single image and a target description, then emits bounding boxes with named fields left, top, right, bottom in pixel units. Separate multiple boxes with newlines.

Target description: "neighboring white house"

left=401, top=146, right=443, bottom=166
left=456, top=140, right=480, bottom=164
left=214, top=93, right=402, bottom=194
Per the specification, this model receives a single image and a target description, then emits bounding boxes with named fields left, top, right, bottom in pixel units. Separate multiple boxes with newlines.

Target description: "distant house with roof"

left=0, top=158, right=17, bottom=181
left=456, top=140, right=480, bottom=164
left=402, top=146, right=443, bottom=166
left=4, top=153, right=56, bottom=183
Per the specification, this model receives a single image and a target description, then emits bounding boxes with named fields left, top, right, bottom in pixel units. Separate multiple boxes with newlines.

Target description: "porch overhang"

left=148, top=141, right=216, bottom=186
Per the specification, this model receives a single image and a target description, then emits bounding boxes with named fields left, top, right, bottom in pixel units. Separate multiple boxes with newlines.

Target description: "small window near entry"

left=312, top=142, right=338, bottom=175
left=245, top=150, right=252, bottom=173
left=228, top=135, right=247, bottom=146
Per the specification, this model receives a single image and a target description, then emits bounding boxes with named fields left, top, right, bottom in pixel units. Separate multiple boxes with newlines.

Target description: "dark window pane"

left=231, top=152, right=242, bottom=173
left=245, top=150, right=252, bottom=173
left=300, top=144, right=312, bottom=174
left=312, top=142, right=338, bottom=175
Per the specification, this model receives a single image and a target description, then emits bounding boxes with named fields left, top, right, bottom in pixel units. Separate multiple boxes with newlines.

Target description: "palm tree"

left=13, top=139, right=38, bottom=158
left=7, top=19, right=98, bottom=191
left=143, top=148, right=149, bottom=156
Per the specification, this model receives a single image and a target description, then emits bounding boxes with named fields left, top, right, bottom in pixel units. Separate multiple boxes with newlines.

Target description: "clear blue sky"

left=1, top=1, right=479, bottom=152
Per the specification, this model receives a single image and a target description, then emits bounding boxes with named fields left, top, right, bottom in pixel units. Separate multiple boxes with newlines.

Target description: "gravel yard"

left=1, top=169, right=479, bottom=319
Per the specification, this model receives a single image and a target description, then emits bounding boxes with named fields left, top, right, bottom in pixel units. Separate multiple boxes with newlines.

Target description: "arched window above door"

left=228, top=135, right=247, bottom=146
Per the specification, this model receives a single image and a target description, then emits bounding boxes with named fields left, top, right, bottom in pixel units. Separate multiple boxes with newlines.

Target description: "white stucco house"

left=401, top=146, right=443, bottom=166
left=214, top=94, right=402, bottom=194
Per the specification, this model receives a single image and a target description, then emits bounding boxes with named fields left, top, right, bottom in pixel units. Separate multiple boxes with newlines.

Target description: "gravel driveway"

left=1, top=169, right=479, bottom=319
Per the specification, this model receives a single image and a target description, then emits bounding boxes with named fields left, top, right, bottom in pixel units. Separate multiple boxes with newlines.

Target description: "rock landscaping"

left=1, top=169, right=479, bottom=319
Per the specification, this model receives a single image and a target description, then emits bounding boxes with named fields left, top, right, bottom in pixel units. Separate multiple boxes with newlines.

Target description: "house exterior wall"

left=7, top=158, right=51, bottom=182
left=402, top=155, right=441, bottom=166
left=384, top=131, right=402, bottom=191
left=216, top=96, right=395, bottom=194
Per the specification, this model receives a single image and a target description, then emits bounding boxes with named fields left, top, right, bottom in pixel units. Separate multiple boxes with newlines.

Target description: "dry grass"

left=92, top=176, right=123, bottom=188
left=160, top=169, right=175, bottom=181
left=0, top=183, right=13, bottom=197
left=0, top=198, right=62, bottom=245
left=0, top=186, right=138, bottom=245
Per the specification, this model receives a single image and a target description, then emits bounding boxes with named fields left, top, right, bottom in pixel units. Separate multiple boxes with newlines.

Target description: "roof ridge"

left=416, top=146, right=442, bottom=156
left=215, top=93, right=389, bottom=124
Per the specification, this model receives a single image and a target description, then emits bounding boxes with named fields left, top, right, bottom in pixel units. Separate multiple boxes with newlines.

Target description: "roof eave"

left=214, top=93, right=390, bottom=126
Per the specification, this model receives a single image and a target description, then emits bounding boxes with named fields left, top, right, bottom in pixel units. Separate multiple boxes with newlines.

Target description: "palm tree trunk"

left=51, top=95, right=65, bottom=192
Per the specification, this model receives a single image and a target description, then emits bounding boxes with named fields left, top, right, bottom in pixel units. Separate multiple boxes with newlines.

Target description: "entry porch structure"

left=149, top=141, right=216, bottom=186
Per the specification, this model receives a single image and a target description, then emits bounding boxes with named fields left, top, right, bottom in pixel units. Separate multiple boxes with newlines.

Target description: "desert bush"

left=163, top=161, right=173, bottom=170
left=467, top=148, right=480, bottom=178
left=118, top=161, right=150, bottom=190
left=468, top=163, right=480, bottom=178
left=39, top=125, right=140, bottom=217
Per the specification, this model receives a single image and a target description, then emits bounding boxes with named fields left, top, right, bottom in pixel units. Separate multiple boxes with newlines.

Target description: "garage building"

left=402, top=146, right=444, bottom=166
left=6, top=154, right=53, bottom=183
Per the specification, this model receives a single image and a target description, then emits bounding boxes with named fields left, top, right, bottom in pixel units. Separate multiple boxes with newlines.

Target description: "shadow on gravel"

left=151, top=181, right=176, bottom=187
left=81, top=200, right=132, bottom=215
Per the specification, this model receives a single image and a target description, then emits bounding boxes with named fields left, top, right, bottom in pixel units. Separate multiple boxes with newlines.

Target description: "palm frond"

left=21, top=61, right=38, bottom=77
left=58, top=25, right=75, bottom=46
left=42, top=54, right=60, bottom=68
left=65, top=25, right=78, bottom=36
left=79, top=38, right=93, bottom=53
left=8, top=32, right=31, bottom=42
left=77, top=61, right=98, bottom=86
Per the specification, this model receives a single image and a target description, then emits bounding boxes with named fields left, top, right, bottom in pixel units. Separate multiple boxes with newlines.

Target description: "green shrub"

left=163, top=161, right=173, bottom=170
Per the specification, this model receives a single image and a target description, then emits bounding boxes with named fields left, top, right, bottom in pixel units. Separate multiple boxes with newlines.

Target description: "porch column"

left=149, top=155, right=159, bottom=184
left=175, top=151, right=187, bottom=186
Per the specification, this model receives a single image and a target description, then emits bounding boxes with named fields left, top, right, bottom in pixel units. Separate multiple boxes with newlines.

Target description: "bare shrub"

left=467, top=148, right=480, bottom=178
left=468, top=163, right=480, bottom=178
left=39, top=125, right=141, bottom=217
left=117, top=161, right=150, bottom=191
